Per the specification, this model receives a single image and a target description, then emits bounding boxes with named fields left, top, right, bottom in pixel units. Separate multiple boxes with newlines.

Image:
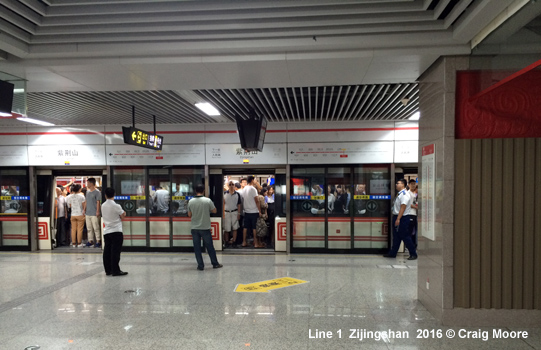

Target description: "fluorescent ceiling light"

left=409, top=111, right=420, bottom=120
left=17, top=117, right=55, bottom=126
left=0, top=112, right=12, bottom=117
left=14, top=88, right=25, bottom=93
left=195, top=102, right=220, bottom=116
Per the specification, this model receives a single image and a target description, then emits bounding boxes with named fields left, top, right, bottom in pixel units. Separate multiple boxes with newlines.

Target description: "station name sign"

left=122, top=126, right=163, bottom=150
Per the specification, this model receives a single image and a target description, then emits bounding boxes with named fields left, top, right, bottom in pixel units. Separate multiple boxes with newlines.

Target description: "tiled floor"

left=0, top=251, right=539, bottom=350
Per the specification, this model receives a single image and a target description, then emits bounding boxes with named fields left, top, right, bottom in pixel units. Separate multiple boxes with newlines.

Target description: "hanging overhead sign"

left=122, top=126, right=163, bottom=150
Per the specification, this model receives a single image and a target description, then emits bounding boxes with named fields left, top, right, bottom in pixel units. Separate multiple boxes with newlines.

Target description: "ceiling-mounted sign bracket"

left=122, top=106, right=164, bottom=150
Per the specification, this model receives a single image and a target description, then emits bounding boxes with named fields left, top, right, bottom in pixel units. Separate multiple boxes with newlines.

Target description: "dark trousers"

left=388, top=215, right=417, bottom=257
left=56, top=217, right=67, bottom=246
left=103, top=232, right=124, bottom=274
left=191, top=229, right=219, bottom=269
left=235, top=215, right=244, bottom=244
left=410, top=215, right=418, bottom=247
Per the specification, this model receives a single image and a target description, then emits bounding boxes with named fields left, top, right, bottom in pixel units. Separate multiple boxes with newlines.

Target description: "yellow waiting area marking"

left=235, top=277, right=309, bottom=293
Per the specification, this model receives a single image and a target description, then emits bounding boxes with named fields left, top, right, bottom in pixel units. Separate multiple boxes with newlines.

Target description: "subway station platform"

left=0, top=252, right=539, bottom=350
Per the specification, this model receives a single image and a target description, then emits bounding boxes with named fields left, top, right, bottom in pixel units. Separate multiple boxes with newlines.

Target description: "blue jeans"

left=191, top=229, right=219, bottom=269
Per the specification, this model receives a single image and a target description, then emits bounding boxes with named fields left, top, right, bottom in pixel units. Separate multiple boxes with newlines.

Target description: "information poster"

left=288, top=142, right=393, bottom=164
left=0, top=146, right=29, bottom=166
left=106, top=144, right=205, bottom=165
left=421, top=144, right=435, bottom=241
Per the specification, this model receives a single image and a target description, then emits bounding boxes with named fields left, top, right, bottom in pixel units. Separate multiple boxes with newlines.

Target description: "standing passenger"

left=265, top=186, right=275, bottom=248
left=55, top=187, right=68, bottom=246
left=188, top=184, right=223, bottom=271
left=67, top=184, right=85, bottom=248
left=101, top=187, right=128, bottom=276
left=384, top=179, right=417, bottom=260
left=223, top=181, right=241, bottom=246
left=85, top=178, right=102, bottom=248
left=154, top=186, right=170, bottom=214
left=241, top=176, right=260, bottom=247
left=408, top=179, right=419, bottom=248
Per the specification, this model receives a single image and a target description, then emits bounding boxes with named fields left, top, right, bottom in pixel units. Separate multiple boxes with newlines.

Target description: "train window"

left=172, top=167, right=204, bottom=247
left=0, top=168, right=29, bottom=247
left=112, top=167, right=146, bottom=247
left=353, top=165, right=391, bottom=249
left=291, top=167, right=325, bottom=248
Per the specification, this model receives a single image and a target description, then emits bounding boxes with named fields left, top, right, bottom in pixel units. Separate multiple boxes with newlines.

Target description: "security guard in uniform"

left=384, top=179, right=418, bottom=260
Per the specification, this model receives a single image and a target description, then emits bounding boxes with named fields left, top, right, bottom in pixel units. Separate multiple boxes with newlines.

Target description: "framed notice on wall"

left=421, top=144, right=435, bottom=241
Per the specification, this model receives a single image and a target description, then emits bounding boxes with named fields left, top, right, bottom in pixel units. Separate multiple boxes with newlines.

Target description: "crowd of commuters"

left=223, top=175, right=275, bottom=249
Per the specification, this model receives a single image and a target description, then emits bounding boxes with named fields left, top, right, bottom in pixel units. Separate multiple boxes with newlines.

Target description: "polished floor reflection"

left=0, top=252, right=539, bottom=349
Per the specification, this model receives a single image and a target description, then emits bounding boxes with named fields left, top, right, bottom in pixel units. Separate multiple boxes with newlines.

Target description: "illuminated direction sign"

left=122, top=127, right=163, bottom=151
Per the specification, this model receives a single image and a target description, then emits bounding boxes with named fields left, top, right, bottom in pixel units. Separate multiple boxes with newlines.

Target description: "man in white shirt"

left=223, top=181, right=241, bottom=246
left=101, top=187, right=128, bottom=276
left=241, top=176, right=261, bottom=247
left=384, top=179, right=417, bottom=260
left=154, top=186, right=170, bottom=214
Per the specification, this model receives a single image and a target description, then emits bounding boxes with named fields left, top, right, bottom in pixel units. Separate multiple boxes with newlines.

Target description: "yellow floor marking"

left=235, top=277, right=308, bottom=293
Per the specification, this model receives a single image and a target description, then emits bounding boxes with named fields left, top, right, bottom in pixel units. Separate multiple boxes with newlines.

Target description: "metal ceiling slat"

left=269, top=88, right=285, bottom=122
left=388, top=95, right=419, bottom=120
left=373, top=83, right=409, bottom=120
left=347, top=85, right=368, bottom=121
left=331, top=86, right=343, bottom=121
left=336, top=85, right=350, bottom=121
left=198, top=90, right=236, bottom=120
left=307, top=87, right=311, bottom=122
left=284, top=87, right=296, bottom=120
left=150, top=91, right=207, bottom=123
left=292, top=87, right=301, bottom=124
left=390, top=96, right=419, bottom=120
left=260, top=88, right=280, bottom=122
left=314, top=86, right=319, bottom=121
left=342, top=85, right=359, bottom=121
left=221, top=89, right=251, bottom=119
left=251, top=89, right=275, bottom=122
left=276, top=88, right=290, bottom=122
left=365, top=84, right=390, bottom=120
left=351, top=85, right=374, bottom=120
left=382, top=100, right=405, bottom=120
left=238, top=89, right=265, bottom=119
left=230, top=89, right=254, bottom=118
left=299, top=87, right=306, bottom=122
left=240, top=89, right=264, bottom=117
left=325, top=86, right=335, bottom=121
left=320, top=86, right=327, bottom=121
left=360, top=84, right=384, bottom=119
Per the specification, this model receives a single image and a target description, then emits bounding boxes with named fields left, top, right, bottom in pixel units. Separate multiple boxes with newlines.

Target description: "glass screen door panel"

left=353, top=165, right=391, bottom=249
left=149, top=168, right=171, bottom=248
left=112, top=167, right=146, bottom=247
left=291, top=168, right=325, bottom=248
left=172, top=168, right=204, bottom=247
left=327, top=167, right=352, bottom=249
left=0, top=168, right=29, bottom=247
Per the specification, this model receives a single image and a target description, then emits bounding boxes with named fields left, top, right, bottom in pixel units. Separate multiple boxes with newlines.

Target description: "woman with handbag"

left=255, top=188, right=269, bottom=248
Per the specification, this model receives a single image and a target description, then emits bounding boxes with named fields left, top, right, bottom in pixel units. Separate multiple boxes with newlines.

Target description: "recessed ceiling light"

left=408, top=111, right=420, bottom=120
left=195, top=102, right=220, bottom=116
left=16, top=117, right=55, bottom=126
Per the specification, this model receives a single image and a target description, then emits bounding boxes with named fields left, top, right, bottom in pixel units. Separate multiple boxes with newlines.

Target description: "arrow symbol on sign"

left=290, top=151, right=295, bottom=154
left=132, top=131, right=137, bottom=141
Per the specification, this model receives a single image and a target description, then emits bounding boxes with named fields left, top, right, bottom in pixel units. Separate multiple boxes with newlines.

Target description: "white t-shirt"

left=224, top=191, right=241, bottom=211
left=67, top=193, right=85, bottom=216
left=242, top=185, right=259, bottom=214
left=102, top=199, right=125, bottom=234
left=408, top=190, right=417, bottom=216
left=392, top=189, right=411, bottom=216
left=154, top=189, right=170, bottom=212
